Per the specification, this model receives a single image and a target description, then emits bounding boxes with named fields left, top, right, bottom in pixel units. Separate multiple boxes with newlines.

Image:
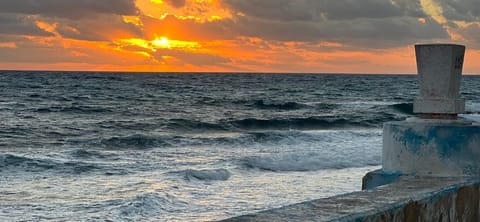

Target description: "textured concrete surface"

left=220, top=176, right=480, bottom=222
left=382, top=120, right=480, bottom=176
left=413, top=44, right=465, bottom=114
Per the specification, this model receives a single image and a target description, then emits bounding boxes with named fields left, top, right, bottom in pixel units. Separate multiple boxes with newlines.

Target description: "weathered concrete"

left=221, top=176, right=480, bottom=222
left=382, top=119, right=480, bottom=176
left=413, top=44, right=465, bottom=114
left=362, top=43, right=479, bottom=185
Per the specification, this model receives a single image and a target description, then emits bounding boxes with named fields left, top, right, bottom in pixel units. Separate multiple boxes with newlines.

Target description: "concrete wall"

left=382, top=120, right=480, bottom=176
left=220, top=176, right=480, bottom=222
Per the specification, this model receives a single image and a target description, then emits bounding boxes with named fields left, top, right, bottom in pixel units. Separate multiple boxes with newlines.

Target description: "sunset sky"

left=0, top=0, right=479, bottom=73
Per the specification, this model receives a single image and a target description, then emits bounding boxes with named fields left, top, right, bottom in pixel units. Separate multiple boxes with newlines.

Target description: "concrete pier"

left=220, top=44, right=480, bottom=222
left=363, top=44, right=479, bottom=188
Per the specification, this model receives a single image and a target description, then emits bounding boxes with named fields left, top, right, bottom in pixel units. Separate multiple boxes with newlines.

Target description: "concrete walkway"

left=221, top=176, right=480, bottom=222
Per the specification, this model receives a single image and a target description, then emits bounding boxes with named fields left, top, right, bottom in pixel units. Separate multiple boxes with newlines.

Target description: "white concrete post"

left=413, top=44, right=466, bottom=117
left=363, top=44, right=480, bottom=188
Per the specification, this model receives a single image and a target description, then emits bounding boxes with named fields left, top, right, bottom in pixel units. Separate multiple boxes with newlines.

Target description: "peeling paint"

left=383, top=121, right=480, bottom=176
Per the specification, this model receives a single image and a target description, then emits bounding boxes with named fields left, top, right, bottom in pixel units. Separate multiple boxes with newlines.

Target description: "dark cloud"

left=138, top=5, right=448, bottom=48
left=223, top=0, right=322, bottom=22
left=0, top=14, right=53, bottom=36
left=0, top=0, right=138, bottom=19
left=224, top=0, right=426, bottom=22
left=0, top=0, right=141, bottom=41
left=423, top=0, right=480, bottom=49
left=0, top=34, right=153, bottom=65
left=391, top=0, right=426, bottom=18
left=221, top=0, right=447, bottom=48
left=165, top=0, right=186, bottom=8
left=314, top=0, right=403, bottom=20
left=0, top=34, right=31, bottom=46
left=0, top=41, right=84, bottom=63
left=55, top=15, right=142, bottom=41
left=436, top=0, right=480, bottom=22
left=456, top=23, right=480, bottom=49
left=228, top=16, right=447, bottom=48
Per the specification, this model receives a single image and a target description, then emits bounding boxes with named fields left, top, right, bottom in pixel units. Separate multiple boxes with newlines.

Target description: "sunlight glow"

left=122, top=16, right=143, bottom=26
left=120, top=37, right=200, bottom=51
left=35, top=21, right=57, bottom=34
left=208, top=15, right=223, bottom=21
left=153, top=37, right=171, bottom=48
left=420, top=0, right=446, bottom=24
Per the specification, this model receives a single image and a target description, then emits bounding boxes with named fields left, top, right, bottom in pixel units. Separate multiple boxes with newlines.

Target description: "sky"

left=0, top=0, right=479, bottom=74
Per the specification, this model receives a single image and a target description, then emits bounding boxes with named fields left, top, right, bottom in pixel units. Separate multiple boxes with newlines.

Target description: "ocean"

left=1, top=71, right=479, bottom=221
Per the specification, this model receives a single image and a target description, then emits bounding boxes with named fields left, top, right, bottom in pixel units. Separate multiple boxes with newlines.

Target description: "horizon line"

left=2, top=69, right=480, bottom=76
left=0, top=69, right=413, bottom=75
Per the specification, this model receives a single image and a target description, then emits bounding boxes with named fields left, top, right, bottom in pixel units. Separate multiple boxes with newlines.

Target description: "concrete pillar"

left=413, top=44, right=466, bottom=117
left=363, top=44, right=480, bottom=189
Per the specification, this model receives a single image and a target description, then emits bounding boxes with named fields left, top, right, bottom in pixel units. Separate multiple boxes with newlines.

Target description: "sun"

left=152, top=37, right=170, bottom=48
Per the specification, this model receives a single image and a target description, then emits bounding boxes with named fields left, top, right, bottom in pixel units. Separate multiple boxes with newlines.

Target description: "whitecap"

left=177, top=169, right=231, bottom=181
left=241, top=153, right=380, bottom=172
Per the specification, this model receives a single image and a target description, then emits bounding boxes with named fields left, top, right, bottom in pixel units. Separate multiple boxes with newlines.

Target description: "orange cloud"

left=136, top=0, right=232, bottom=22
left=0, top=42, right=17, bottom=48
left=0, top=0, right=479, bottom=74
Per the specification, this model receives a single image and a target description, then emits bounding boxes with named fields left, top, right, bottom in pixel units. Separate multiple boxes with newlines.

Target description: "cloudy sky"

left=0, top=0, right=479, bottom=73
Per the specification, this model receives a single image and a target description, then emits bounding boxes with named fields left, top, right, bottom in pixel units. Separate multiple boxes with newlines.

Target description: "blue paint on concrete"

left=426, top=126, right=472, bottom=157
left=400, top=127, right=425, bottom=154
left=388, top=122, right=479, bottom=158
left=384, top=121, right=480, bottom=176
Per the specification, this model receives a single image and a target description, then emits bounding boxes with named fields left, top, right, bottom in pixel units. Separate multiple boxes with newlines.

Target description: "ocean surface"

left=0, top=71, right=479, bottom=221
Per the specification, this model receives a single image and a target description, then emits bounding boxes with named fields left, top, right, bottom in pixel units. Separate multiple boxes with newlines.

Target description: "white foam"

left=241, top=130, right=382, bottom=172
left=116, top=192, right=185, bottom=219
left=243, top=153, right=379, bottom=172
left=461, top=102, right=480, bottom=122
left=466, top=102, right=480, bottom=113
left=461, top=114, right=480, bottom=123
left=184, top=169, right=231, bottom=181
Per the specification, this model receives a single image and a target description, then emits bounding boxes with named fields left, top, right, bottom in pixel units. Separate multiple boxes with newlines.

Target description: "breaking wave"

left=248, top=100, right=310, bottom=110
left=465, top=102, right=480, bottom=114
left=388, top=103, right=414, bottom=115
left=74, top=129, right=383, bottom=151
left=68, top=149, right=115, bottom=159
left=166, top=119, right=229, bottom=132
left=34, top=105, right=112, bottom=114
left=0, top=154, right=101, bottom=174
left=114, top=192, right=188, bottom=220
left=100, top=134, right=171, bottom=149
left=226, top=115, right=397, bottom=130
left=241, top=154, right=380, bottom=172
left=178, top=169, right=231, bottom=181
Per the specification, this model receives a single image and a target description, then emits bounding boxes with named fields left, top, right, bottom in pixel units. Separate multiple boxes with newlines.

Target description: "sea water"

left=0, top=72, right=479, bottom=221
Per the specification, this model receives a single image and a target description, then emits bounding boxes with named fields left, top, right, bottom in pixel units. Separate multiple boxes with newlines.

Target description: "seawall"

left=220, top=176, right=480, bottom=222
left=220, top=43, right=479, bottom=222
